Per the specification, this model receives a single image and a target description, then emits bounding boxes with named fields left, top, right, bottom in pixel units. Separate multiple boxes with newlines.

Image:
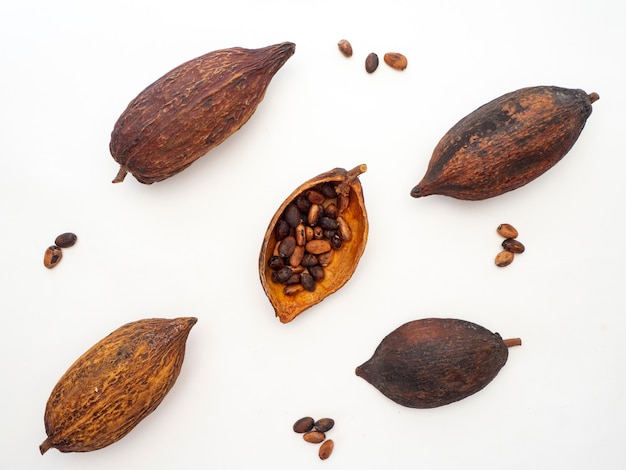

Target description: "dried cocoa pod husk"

left=39, top=317, right=197, bottom=454
left=259, top=165, right=368, bottom=323
left=411, top=86, right=599, bottom=200
left=356, top=318, right=521, bottom=408
left=110, top=42, right=295, bottom=184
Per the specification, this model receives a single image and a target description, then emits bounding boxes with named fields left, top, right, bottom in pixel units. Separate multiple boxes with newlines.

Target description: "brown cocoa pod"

left=383, top=52, right=408, bottom=71
left=43, top=245, right=63, bottom=269
left=355, top=318, right=521, bottom=408
left=54, top=232, right=77, bottom=248
left=110, top=42, right=295, bottom=184
left=259, top=165, right=368, bottom=323
left=410, top=86, right=599, bottom=200
left=40, top=317, right=197, bottom=454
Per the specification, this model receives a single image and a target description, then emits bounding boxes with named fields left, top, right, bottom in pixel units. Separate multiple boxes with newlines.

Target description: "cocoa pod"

left=110, top=42, right=295, bottom=184
left=39, top=317, right=197, bottom=454
left=259, top=165, right=368, bottom=323
left=355, top=318, right=521, bottom=408
left=410, top=86, right=599, bottom=200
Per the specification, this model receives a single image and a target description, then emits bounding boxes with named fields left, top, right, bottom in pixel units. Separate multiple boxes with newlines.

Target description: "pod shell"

left=356, top=318, right=511, bottom=408
left=110, top=42, right=295, bottom=184
left=411, top=86, right=598, bottom=200
left=40, top=317, right=197, bottom=454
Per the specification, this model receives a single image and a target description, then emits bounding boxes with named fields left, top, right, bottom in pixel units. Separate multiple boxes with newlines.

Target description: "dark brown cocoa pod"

left=411, top=86, right=599, bottom=200
left=110, top=42, right=295, bottom=184
left=355, top=318, right=521, bottom=408
left=259, top=165, right=368, bottom=323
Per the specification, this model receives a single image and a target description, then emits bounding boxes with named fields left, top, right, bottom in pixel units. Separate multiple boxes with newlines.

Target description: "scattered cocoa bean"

left=365, top=53, right=379, bottom=73
left=319, top=439, right=334, bottom=460
left=497, top=223, right=518, bottom=239
left=54, top=232, right=77, bottom=248
left=383, top=52, right=408, bottom=71
left=502, top=238, right=525, bottom=254
left=338, top=39, right=353, bottom=57
left=303, top=431, right=325, bottom=444
left=314, top=418, right=335, bottom=432
left=293, top=417, right=315, bottom=433
left=43, top=245, right=63, bottom=269
left=495, top=250, right=514, bottom=267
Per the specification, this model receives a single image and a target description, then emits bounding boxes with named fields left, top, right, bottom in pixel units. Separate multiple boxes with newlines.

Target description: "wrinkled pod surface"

left=356, top=318, right=521, bottom=408
left=110, top=42, right=295, bottom=184
left=411, top=86, right=599, bottom=200
left=40, top=317, right=197, bottom=454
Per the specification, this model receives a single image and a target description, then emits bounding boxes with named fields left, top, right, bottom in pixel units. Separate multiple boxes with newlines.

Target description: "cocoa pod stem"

left=503, top=338, right=522, bottom=347
left=589, top=92, right=600, bottom=103
left=112, top=166, right=128, bottom=184
left=347, top=164, right=368, bottom=180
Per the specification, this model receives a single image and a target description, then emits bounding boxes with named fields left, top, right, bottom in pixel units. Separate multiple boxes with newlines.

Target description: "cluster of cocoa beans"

left=292, top=416, right=335, bottom=460
left=268, top=181, right=352, bottom=295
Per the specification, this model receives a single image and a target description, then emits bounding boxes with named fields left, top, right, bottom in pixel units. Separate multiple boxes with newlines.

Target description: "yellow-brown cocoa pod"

left=259, top=165, right=368, bottom=323
left=39, top=317, right=197, bottom=454
left=411, top=86, right=599, bottom=200
left=110, top=42, right=295, bottom=184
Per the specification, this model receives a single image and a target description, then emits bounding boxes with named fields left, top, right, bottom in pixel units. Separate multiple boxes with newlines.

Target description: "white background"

left=1, top=1, right=625, bottom=469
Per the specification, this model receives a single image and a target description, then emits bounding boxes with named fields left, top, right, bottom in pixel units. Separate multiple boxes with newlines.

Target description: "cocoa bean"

left=54, top=232, right=77, bottom=248
left=497, top=223, right=518, bottom=239
left=43, top=246, right=62, bottom=269
left=365, top=53, right=379, bottom=73
left=495, top=250, right=514, bottom=267
left=502, top=238, right=525, bottom=254
left=338, top=39, right=353, bottom=58
left=319, top=439, right=334, bottom=460
left=303, top=431, right=325, bottom=444
left=293, top=417, right=315, bottom=433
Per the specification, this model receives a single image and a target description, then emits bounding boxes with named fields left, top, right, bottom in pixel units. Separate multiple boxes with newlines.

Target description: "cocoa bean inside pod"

left=259, top=165, right=368, bottom=323
left=110, top=42, right=295, bottom=184
left=355, top=318, right=521, bottom=408
left=410, top=86, right=599, bottom=200
left=39, top=317, right=197, bottom=454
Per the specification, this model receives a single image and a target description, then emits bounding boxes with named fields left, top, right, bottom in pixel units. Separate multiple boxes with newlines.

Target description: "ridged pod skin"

left=355, top=318, right=521, bottom=408
left=40, top=317, right=197, bottom=454
left=411, top=86, right=599, bottom=200
left=259, top=165, right=368, bottom=323
left=110, top=42, right=295, bottom=184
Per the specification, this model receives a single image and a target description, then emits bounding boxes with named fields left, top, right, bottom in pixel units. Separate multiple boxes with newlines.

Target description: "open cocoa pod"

left=259, top=164, right=368, bottom=323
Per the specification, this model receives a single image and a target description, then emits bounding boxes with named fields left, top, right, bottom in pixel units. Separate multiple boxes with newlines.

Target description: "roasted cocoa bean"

left=324, top=203, right=338, bottom=219
left=383, top=52, right=408, bottom=71
left=314, top=418, right=335, bottom=432
left=319, top=439, right=334, bottom=460
left=303, top=431, right=325, bottom=444
left=301, top=272, right=316, bottom=292
left=306, top=239, right=331, bottom=255
left=272, top=267, right=294, bottom=283
left=365, top=53, right=379, bottom=73
left=495, top=250, right=514, bottom=267
left=318, top=216, right=338, bottom=230
left=54, top=232, right=77, bottom=248
left=277, top=236, right=296, bottom=258
left=275, top=219, right=290, bottom=240
left=284, top=204, right=302, bottom=227
left=268, top=256, right=285, bottom=270
left=308, top=265, right=325, bottom=281
left=289, top=245, right=305, bottom=267
left=321, top=182, right=337, bottom=198
left=295, top=195, right=311, bottom=213
left=284, top=284, right=304, bottom=296
left=308, top=204, right=321, bottom=226
left=502, top=238, right=525, bottom=254
left=337, top=39, right=353, bottom=58
left=44, top=246, right=63, bottom=269
left=294, top=224, right=306, bottom=246
left=293, top=417, right=315, bottom=433
left=336, top=216, right=352, bottom=241
left=307, top=190, right=325, bottom=204
left=497, top=223, right=518, bottom=239
left=301, top=253, right=318, bottom=267
left=318, top=250, right=334, bottom=267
